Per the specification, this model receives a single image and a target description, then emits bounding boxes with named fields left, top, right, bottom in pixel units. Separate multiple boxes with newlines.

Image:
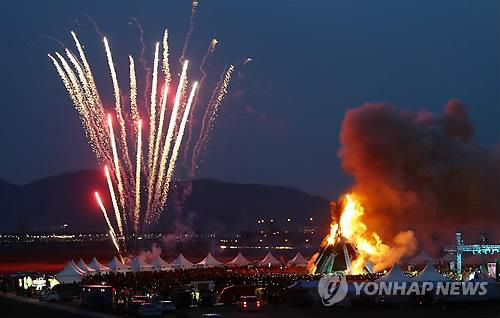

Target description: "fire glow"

left=318, top=193, right=415, bottom=274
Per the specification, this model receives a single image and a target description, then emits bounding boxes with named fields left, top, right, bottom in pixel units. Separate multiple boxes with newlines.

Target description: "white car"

left=137, top=303, right=161, bottom=317
left=41, top=289, right=60, bottom=302
left=157, top=300, right=176, bottom=313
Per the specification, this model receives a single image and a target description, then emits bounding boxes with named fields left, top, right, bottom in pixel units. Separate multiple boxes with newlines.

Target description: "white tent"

left=376, top=264, right=413, bottom=283
left=77, top=259, right=96, bottom=275
left=88, top=257, right=111, bottom=274
left=227, top=252, right=251, bottom=266
left=408, top=250, right=435, bottom=265
left=108, top=256, right=131, bottom=273
left=375, top=264, right=413, bottom=303
left=259, top=252, right=281, bottom=266
left=197, top=253, right=223, bottom=268
left=169, top=254, right=194, bottom=269
left=56, top=261, right=84, bottom=283
left=151, top=256, right=171, bottom=271
left=130, top=257, right=153, bottom=272
left=287, top=252, right=308, bottom=266
left=413, top=263, right=450, bottom=282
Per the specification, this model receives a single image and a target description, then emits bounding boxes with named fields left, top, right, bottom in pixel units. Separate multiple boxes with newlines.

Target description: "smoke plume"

left=339, top=100, right=500, bottom=253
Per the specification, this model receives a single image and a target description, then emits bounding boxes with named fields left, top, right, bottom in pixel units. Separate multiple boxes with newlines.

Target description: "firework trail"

left=50, top=23, right=236, bottom=250
left=151, top=60, right=189, bottom=221
left=84, top=15, right=105, bottom=39
left=162, top=29, right=172, bottom=88
left=48, top=54, right=94, bottom=147
left=182, top=38, right=218, bottom=167
left=95, top=191, right=121, bottom=254
left=64, top=50, right=110, bottom=161
left=134, top=119, right=142, bottom=234
left=147, top=42, right=160, bottom=174
left=104, top=38, right=133, bottom=189
left=146, top=85, right=168, bottom=218
left=129, top=56, right=139, bottom=133
left=160, top=82, right=198, bottom=211
left=107, top=114, right=125, bottom=212
left=104, top=166, right=124, bottom=239
left=70, top=32, right=110, bottom=158
left=53, top=52, right=104, bottom=160
left=241, top=57, right=253, bottom=67
left=190, top=65, right=234, bottom=177
left=151, top=86, right=169, bottom=183
left=38, top=35, right=65, bottom=48
left=130, top=17, right=151, bottom=117
left=179, top=0, right=199, bottom=64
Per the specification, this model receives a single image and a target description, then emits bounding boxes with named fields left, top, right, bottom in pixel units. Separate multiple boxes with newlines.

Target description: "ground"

left=1, top=294, right=500, bottom=318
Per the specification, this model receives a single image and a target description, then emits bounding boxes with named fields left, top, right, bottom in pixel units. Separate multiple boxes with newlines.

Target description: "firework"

left=182, top=38, right=219, bottom=166
left=179, top=0, right=199, bottom=64
left=147, top=42, right=160, bottom=174
left=129, top=56, right=139, bottom=132
left=134, top=120, right=143, bottom=234
left=104, top=165, right=124, bottom=239
left=159, top=82, right=198, bottom=211
left=151, top=60, right=189, bottom=221
left=50, top=23, right=235, bottom=252
left=107, top=114, right=125, bottom=210
left=103, top=38, right=133, bottom=181
left=190, top=65, right=234, bottom=177
left=95, top=192, right=121, bottom=255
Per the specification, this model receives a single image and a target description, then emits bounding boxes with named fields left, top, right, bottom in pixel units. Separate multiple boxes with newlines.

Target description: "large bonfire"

left=311, top=193, right=416, bottom=274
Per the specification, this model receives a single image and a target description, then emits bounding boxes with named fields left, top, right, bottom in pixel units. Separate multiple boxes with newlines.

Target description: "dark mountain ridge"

left=0, top=170, right=331, bottom=234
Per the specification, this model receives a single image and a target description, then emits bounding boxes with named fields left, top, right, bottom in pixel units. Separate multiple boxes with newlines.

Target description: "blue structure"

left=445, top=232, right=500, bottom=274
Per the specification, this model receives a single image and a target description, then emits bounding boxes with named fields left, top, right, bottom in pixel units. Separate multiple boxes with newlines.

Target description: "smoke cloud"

left=339, top=100, right=500, bottom=253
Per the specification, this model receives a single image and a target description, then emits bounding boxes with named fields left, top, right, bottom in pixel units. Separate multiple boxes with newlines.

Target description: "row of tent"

left=378, top=262, right=451, bottom=283
left=57, top=252, right=309, bottom=283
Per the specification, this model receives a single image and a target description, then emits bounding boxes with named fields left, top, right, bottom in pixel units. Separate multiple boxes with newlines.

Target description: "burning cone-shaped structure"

left=314, top=236, right=357, bottom=274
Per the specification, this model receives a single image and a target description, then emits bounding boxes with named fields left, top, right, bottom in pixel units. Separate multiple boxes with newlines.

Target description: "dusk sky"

left=0, top=0, right=498, bottom=199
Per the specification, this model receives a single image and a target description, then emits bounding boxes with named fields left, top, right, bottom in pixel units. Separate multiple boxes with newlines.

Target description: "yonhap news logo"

left=318, top=276, right=489, bottom=306
left=317, top=273, right=348, bottom=306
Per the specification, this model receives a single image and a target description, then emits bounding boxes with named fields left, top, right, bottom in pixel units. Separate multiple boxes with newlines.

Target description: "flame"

left=321, top=193, right=396, bottom=274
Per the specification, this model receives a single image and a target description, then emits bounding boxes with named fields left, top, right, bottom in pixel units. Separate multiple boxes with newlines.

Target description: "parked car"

left=80, top=285, right=114, bottom=309
left=41, top=289, right=60, bottom=302
left=157, top=300, right=176, bottom=313
left=128, top=296, right=148, bottom=313
left=236, top=296, right=261, bottom=312
left=137, top=303, right=161, bottom=317
left=217, top=285, right=256, bottom=304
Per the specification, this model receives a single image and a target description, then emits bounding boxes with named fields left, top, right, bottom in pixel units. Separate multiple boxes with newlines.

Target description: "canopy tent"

left=169, top=254, right=194, bottom=269
left=56, top=261, right=84, bottom=284
left=259, top=252, right=281, bottom=266
left=227, top=252, right=251, bottom=266
left=287, top=252, right=308, bottom=266
left=408, top=251, right=435, bottom=265
left=88, top=257, right=111, bottom=274
left=413, top=263, right=450, bottom=282
left=151, top=256, right=170, bottom=271
left=130, top=257, right=153, bottom=272
left=108, top=256, right=131, bottom=273
left=197, top=253, right=223, bottom=268
left=376, top=264, right=413, bottom=283
left=77, top=259, right=96, bottom=275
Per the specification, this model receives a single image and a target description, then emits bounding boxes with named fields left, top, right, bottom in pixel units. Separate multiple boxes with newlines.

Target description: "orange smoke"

left=322, top=193, right=416, bottom=274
